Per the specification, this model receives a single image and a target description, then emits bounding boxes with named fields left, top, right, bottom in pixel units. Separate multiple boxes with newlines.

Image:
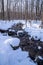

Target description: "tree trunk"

left=2, top=0, right=4, bottom=20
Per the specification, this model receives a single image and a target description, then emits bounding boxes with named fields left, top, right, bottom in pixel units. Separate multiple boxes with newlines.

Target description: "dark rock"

left=8, top=28, right=17, bottom=36
left=17, top=31, right=28, bottom=37
left=0, top=29, right=8, bottom=33
left=36, top=57, right=43, bottom=65
left=29, top=53, right=35, bottom=61
left=11, top=23, right=23, bottom=31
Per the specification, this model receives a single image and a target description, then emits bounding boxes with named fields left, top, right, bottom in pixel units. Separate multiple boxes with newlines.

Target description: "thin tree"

left=0, top=0, right=2, bottom=19
left=36, top=0, right=40, bottom=20
left=25, top=0, right=28, bottom=27
left=31, top=0, right=34, bottom=20
left=2, top=0, right=4, bottom=20
left=41, top=1, right=43, bottom=25
left=20, top=0, right=22, bottom=19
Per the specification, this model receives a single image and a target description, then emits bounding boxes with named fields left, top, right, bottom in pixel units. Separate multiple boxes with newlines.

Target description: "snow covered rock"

left=38, top=56, right=43, bottom=60
left=38, top=46, right=42, bottom=50
left=4, top=38, right=20, bottom=46
left=17, top=30, right=27, bottom=37
left=24, top=27, right=40, bottom=40
left=31, top=31, right=40, bottom=40
left=8, top=28, right=17, bottom=36
left=24, top=27, right=31, bottom=34
left=17, top=30, right=24, bottom=36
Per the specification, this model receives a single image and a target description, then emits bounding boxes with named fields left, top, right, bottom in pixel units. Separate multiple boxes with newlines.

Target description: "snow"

left=25, top=27, right=43, bottom=41
left=17, top=30, right=24, bottom=36
left=0, top=20, right=26, bottom=30
left=20, top=57, right=36, bottom=65
left=0, top=20, right=41, bottom=30
left=40, top=29, right=43, bottom=41
left=24, top=27, right=32, bottom=35
left=31, top=20, right=41, bottom=25
left=8, top=29, right=15, bottom=32
left=0, top=33, right=36, bottom=65
left=0, top=20, right=43, bottom=41
left=4, top=38, right=20, bottom=46
left=38, top=56, right=43, bottom=60
left=0, top=20, right=43, bottom=65
left=31, top=30, right=40, bottom=40
left=25, top=27, right=39, bottom=39
left=38, top=46, right=42, bottom=50
left=31, top=24, right=39, bottom=28
left=0, top=19, right=43, bottom=41
left=0, top=48, right=36, bottom=65
left=0, top=20, right=15, bottom=30
left=30, top=20, right=41, bottom=28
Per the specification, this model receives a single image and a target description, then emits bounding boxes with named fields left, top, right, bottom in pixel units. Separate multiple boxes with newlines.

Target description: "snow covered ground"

left=0, top=33, right=37, bottom=65
left=0, top=20, right=41, bottom=30
left=0, top=20, right=42, bottom=65
left=0, top=20, right=42, bottom=41
left=25, top=27, right=43, bottom=41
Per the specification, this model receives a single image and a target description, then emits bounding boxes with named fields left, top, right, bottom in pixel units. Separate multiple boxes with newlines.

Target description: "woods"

left=0, top=0, right=43, bottom=21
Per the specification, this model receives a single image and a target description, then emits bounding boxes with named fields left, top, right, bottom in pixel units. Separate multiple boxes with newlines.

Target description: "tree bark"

left=2, top=0, right=4, bottom=20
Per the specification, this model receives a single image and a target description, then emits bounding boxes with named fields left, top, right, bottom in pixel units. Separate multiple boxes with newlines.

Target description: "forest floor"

left=0, top=20, right=43, bottom=65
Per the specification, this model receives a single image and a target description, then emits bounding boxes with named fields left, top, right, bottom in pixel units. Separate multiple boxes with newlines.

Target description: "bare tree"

left=20, top=0, right=22, bottom=19
left=7, top=0, right=10, bottom=20
left=2, top=0, right=4, bottom=20
left=0, top=0, right=2, bottom=19
left=31, top=0, right=34, bottom=20
left=36, top=0, right=40, bottom=20
left=25, top=0, right=28, bottom=27
left=41, top=1, right=43, bottom=24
